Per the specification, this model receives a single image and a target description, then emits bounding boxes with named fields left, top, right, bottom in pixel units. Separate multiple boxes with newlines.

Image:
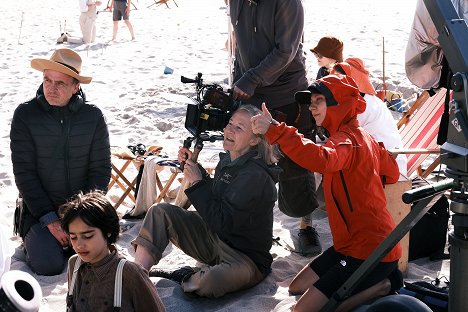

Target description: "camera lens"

left=136, top=144, right=146, bottom=155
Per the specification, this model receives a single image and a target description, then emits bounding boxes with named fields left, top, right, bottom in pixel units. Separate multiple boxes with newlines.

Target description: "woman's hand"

left=178, top=147, right=202, bottom=184
left=183, top=159, right=203, bottom=185
left=251, top=103, right=277, bottom=135
left=177, top=147, right=192, bottom=163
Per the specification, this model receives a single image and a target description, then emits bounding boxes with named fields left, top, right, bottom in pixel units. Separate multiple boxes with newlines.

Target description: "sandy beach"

left=0, top=0, right=450, bottom=311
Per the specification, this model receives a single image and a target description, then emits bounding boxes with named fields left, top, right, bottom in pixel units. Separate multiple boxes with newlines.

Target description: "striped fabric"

left=399, top=88, right=446, bottom=177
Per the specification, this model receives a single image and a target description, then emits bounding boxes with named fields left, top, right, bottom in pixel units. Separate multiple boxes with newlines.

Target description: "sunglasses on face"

left=313, top=52, right=323, bottom=59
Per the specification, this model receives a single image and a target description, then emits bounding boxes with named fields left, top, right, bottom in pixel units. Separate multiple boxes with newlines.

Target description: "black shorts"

left=310, top=247, right=398, bottom=298
left=113, top=1, right=129, bottom=21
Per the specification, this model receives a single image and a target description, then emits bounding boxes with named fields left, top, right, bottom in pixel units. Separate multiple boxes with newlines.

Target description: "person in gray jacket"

left=229, top=0, right=321, bottom=256
left=10, top=48, right=111, bottom=276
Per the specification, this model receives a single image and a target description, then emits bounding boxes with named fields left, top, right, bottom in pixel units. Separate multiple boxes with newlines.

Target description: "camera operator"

left=229, top=0, right=322, bottom=257
left=131, top=105, right=281, bottom=298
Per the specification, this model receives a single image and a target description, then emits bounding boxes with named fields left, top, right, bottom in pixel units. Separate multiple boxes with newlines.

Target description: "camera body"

left=127, top=144, right=146, bottom=156
left=182, top=73, right=238, bottom=139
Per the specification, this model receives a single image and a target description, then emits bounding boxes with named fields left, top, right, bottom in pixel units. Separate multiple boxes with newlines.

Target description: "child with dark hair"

left=252, top=75, right=402, bottom=312
left=310, top=36, right=344, bottom=79
left=60, top=191, right=165, bottom=312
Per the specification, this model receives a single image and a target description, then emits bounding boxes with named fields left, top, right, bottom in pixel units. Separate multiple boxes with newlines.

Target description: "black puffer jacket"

left=185, top=150, right=281, bottom=275
left=10, top=85, right=111, bottom=237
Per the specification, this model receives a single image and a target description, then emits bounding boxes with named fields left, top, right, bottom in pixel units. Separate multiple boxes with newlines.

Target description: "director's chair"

left=108, top=146, right=163, bottom=209
left=108, top=154, right=142, bottom=209
left=153, top=160, right=182, bottom=204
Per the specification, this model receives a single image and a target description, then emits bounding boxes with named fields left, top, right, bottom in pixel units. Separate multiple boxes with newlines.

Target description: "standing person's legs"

left=112, top=1, right=124, bottom=40
left=122, top=6, right=135, bottom=40
left=90, top=14, right=97, bottom=43
left=112, top=21, right=119, bottom=40
left=274, top=102, right=321, bottom=256
left=124, top=20, right=135, bottom=40
left=79, top=13, right=88, bottom=43
left=23, top=223, right=66, bottom=276
left=81, top=11, right=96, bottom=44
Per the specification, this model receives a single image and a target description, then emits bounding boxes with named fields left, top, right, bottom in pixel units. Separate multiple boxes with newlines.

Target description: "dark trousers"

left=273, top=102, right=319, bottom=218
left=24, top=223, right=68, bottom=276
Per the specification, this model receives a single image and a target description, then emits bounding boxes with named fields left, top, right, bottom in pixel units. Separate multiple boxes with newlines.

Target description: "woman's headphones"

left=0, top=270, right=42, bottom=312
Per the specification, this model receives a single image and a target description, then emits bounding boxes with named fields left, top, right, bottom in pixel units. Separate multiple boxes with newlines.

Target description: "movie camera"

left=181, top=73, right=239, bottom=142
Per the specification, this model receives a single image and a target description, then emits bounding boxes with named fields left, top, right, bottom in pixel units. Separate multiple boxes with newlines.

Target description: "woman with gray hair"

left=132, top=104, right=281, bottom=298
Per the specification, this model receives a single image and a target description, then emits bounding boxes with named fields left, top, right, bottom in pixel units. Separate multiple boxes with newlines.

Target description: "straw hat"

left=31, top=48, right=92, bottom=84
left=333, top=57, right=376, bottom=95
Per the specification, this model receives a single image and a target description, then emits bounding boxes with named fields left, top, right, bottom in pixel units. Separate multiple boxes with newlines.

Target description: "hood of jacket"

left=319, top=75, right=366, bottom=135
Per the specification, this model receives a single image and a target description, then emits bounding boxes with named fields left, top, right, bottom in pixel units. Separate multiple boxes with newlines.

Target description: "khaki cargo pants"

left=132, top=203, right=266, bottom=298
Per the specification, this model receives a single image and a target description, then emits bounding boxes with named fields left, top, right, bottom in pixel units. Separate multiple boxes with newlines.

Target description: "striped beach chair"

left=396, top=88, right=446, bottom=178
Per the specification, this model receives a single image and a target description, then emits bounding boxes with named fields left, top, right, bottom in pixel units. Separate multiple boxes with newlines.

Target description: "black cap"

left=295, top=81, right=338, bottom=106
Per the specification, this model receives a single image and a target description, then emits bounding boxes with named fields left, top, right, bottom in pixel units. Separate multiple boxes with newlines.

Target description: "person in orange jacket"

left=251, top=74, right=403, bottom=312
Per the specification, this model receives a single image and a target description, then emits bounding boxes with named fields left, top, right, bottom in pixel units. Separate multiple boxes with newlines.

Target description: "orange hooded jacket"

left=266, top=75, right=401, bottom=262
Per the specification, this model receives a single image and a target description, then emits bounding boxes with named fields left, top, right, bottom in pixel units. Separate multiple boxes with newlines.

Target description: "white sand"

left=0, top=0, right=450, bottom=311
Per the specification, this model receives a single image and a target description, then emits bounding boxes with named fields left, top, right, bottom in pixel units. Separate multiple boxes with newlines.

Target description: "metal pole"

left=18, top=12, right=24, bottom=45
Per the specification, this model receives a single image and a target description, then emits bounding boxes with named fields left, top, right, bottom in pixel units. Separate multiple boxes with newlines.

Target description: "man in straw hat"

left=10, top=48, right=111, bottom=275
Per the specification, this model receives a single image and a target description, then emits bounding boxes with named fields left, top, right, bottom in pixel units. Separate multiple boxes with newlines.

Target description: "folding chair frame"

left=148, top=0, right=178, bottom=9
left=108, top=156, right=142, bottom=209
